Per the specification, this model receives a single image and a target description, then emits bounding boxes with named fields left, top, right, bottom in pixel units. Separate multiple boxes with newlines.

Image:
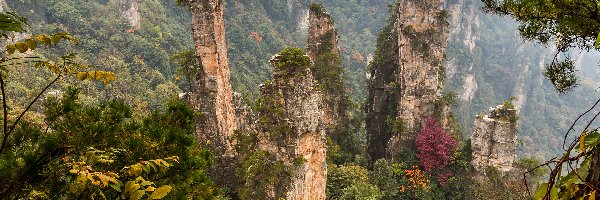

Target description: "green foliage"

left=0, top=88, right=220, bottom=199
left=0, top=11, right=28, bottom=34
left=544, top=58, right=578, bottom=93
left=309, top=3, right=325, bottom=14
left=271, top=47, right=311, bottom=77
left=170, top=50, right=200, bottom=93
left=237, top=151, right=290, bottom=199
left=327, top=164, right=381, bottom=200
left=254, top=94, right=291, bottom=139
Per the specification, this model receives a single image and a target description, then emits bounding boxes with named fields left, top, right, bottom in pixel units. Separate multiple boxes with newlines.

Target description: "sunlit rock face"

left=187, top=0, right=239, bottom=192
left=471, top=105, right=518, bottom=173
left=366, top=0, right=449, bottom=162
left=188, top=0, right=237, bottom=156
left=253, top=52, right=327, bottom=200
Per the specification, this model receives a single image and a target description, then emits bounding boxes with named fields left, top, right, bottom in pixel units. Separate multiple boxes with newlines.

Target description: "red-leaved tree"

left=415, top=117, right=459, bottom=172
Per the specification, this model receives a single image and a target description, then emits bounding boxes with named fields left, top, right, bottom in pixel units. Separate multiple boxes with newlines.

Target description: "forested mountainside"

left=2, top=0, right=600, bottom=199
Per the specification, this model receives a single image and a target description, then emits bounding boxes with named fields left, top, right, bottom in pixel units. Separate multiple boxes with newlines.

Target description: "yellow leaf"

left=150, top=185, right=172, bottom=199
left=124, top=181, right=140, bottom=194
left=146, top=186, right=155, bottom=192
left=130, top=190, right=145, bottom=200
left=580, top=131, right=587, bottom=153
left=96, top=173, right=117, bottom=188
left=141, top=180, right=154, bottom=186
left=76, top=72, right=87, bottom=81
left=106, top=171, right=120, bottom=178
left=129, top=164, right=143, bottom=177
left=15, top=42, right=28, bottom=53
left=591, top=191, right=596, bottom=200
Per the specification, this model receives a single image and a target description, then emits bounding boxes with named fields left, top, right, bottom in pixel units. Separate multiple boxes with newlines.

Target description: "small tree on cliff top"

left=415, top=117, right=458, bottom=172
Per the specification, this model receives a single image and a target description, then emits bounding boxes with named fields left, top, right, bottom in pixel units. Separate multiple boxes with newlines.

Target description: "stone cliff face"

left=251, top=49, right=326, bottom=200
left=471, top=105, right=518, bottom=173
left=306, top=4, right=346, bottom=129
left=189, top=0, right=237, bottom=156
left=366, top=0, right=449, bottom=162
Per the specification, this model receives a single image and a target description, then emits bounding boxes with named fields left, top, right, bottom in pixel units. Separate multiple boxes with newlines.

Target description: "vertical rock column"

left=366, top=0, right=449, bottom=162
left=306, top=4, right=347, bottom=131
left=189, top=0, right=237, bottom=156
left=254, top=48, right=327, bottom=200
left=395, top=0, right=448, bottom=141
left=471, top=105, right=518, bottom=173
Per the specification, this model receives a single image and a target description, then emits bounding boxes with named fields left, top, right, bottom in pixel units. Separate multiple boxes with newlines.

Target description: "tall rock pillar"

left=189, top=0, right=236, bottom=155
left=244, top=48, right=326, bottom=200
left=366, top=0, right=449, bottom=162
left=471, top=105, right=518, bottom=173
left=306, top=4, right=348, bottom=145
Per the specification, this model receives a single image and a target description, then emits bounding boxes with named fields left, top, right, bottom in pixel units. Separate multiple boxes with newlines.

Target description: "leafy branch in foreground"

left=523, top=98, right=600, bottom=200
left=68, top=148, right=177, bottom=200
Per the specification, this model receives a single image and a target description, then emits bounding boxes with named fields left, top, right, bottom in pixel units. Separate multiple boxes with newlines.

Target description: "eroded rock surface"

left=250, top=49, right=326, bottom=200
left=471, top=105, right=518, bottom=173
left=366, top=0, right=448, bottom=162
left=189, top=0, right=237, bottom=156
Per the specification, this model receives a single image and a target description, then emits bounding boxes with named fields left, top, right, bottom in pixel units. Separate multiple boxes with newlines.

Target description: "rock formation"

left=246, top=48, right=326, bottom=200
left=119, top=0, right=141, bottom=30
left=188, top=0, right=237, bottom=156
left=306, top=4, right=347, bottom=131
left=366, top=0, right=449, bottom=162
left=471, top=105, right=518, bottom=173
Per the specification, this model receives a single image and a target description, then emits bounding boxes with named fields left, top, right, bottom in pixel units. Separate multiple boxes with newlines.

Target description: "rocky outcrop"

left=119, top=0, right=141, bottom=30
left=248, top=48, right=326, bottom=200
left=366, top=0, right=449, bottom=162
left=471, top=105, right=518, bottom=173
left=188, top=0, right=237, bottom=156
left=306, top=4, right=346, bottom=129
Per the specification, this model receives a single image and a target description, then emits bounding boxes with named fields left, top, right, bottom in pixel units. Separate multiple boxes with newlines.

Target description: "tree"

left=0, top=11, right=115, bottom=155
left=415, top=117, right=459, bottom=172
left=482, top=1, right=600, bottom=199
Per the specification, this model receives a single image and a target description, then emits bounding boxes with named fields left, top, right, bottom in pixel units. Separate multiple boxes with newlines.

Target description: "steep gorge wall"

left=366, top=0, right=449, bottom=162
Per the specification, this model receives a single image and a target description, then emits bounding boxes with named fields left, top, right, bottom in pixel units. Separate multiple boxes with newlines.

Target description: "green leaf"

left=536, top=183, right=549, bottom=200
left=26, top=39, right=36, bottom=50
left=109, top=182, right=122, bottom=192
left=150, top=185, right=172, bottom=199
left=6, top=44, right=15, bottom=54
left=142, top=164, right=150, bottom=174
left=130, top=190, right=145, bottom=200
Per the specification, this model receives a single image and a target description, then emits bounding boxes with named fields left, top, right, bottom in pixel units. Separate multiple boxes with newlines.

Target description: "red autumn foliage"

left=415, top=117, right=459, bottom=172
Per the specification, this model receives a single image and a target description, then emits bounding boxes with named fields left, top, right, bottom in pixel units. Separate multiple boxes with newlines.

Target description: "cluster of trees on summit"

left=1, top=0, right=600, bottom=199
